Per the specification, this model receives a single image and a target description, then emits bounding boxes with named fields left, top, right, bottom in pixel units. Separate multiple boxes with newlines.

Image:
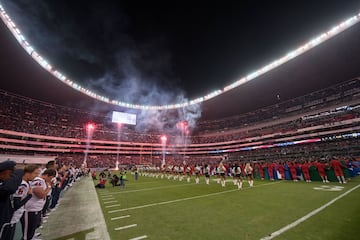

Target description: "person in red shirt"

left=330, top=157, right=346, bottom=184
left=301, top=160, right=311, bottom=182
left=267, top=162, right=274, bottom=181
left=314, top=160, right=329, bottom=183
left=278, top=161, right=285, bottom=180
left=288, top=161, right=298, bottom=182
left=260, top=161, right=267, bottom=180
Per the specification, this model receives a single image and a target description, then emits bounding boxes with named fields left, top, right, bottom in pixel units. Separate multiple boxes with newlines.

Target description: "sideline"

left=260, top=183, right=360, bottom=240
left=40, top=177, right=111, bottom=240
left=109, top=181, right=281, bottom=213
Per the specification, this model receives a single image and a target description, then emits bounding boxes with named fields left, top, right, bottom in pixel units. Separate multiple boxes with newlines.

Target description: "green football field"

left=95, top=174, right=360, bottom=240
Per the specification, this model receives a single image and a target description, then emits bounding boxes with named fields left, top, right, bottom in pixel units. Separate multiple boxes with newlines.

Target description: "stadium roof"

left=1, top=1, right=360, bottom=120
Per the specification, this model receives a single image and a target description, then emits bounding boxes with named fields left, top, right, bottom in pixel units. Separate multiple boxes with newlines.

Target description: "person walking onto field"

left=218, top=162, right=226, bottom=187
left=244, top=163, right=254, bottom=187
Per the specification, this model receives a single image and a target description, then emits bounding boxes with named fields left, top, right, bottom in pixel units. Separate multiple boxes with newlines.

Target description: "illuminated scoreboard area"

left=111, top=111, right=137, bottom=126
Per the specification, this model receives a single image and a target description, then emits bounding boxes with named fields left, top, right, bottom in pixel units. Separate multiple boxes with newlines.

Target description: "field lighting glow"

left=160, top=135, right=167, bottom=142
left=1, top=4, right=360, bottom=110
left=86, top=123, right=95, bottom=130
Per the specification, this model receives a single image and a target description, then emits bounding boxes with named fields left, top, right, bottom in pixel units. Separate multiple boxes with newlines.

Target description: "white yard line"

left=129, top=235, right=148, bottom=240
left=103, top=200, right=118, bottom=204
left=101, top=197, right=115, bottom=200
left=109, top=182, right=281, bottom=213
left=127, top=181, right=159, bottom=185
left=260, top=183, right=360, bottom=240
left=111, top=215, right=130, bottom=220
left=114, top=224, right=137, bottom=231
left=105, top=204, right=121, bottom=208
left=108, top=183, right=195, bottom=195
left=99, top=193, right=112, bottom=196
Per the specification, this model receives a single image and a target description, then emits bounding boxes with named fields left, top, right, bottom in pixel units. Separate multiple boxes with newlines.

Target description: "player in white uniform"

left=21, top=168, right=56, bottom=240
left=186, top=166, right=191, bottom=182
left=218, top=163, right=226, bottom=187
left=204, top=164, right=211, bottom=185
left=194, top=165, right=201, bottom=184
left=1, top=165, right=40, bottom=240
left=234, top=163, right=243, bottom=189
left=179, top=166, right=184, bottom=181
left=244, top=163, right=254, bottom=187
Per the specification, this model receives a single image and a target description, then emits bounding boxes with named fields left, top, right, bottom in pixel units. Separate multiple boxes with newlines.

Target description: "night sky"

left=1, top=0, right=360, bottom=120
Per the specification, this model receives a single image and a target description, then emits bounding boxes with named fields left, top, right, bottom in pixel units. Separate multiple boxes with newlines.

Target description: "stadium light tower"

left=176, top=121, right=189, bottom=161
left=116, top=123, right=123, bottom=170
left=84, top=122, right=96, bottom=165
left=111, top=111, right=136, bottom=169
left=161, top=135, right=167, bottom=168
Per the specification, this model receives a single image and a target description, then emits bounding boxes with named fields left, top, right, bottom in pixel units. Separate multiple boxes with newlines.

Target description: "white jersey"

left=11, top=180, right=30, bottom=223
left=245, top=166, right=253, bottom=175
left=25, top=177, right=47, bottom=212
left=218, top=166, right=226, bottom=174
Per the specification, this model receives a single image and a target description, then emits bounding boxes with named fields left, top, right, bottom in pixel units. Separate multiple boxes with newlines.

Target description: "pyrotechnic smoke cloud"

left=2, top=1, right=202, bottom=138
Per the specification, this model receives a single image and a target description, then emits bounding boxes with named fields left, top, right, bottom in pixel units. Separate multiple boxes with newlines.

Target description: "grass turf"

left=95, top=174, right=360, bottom=240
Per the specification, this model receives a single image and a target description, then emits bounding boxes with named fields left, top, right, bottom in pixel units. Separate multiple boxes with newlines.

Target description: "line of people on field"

left=0, top=160, right=83, bottom=240
left=254, top=157, right=352, bottom=184
left=138, top=161, right=255, bottom=189
left=137, top=156, right=357, bottom=187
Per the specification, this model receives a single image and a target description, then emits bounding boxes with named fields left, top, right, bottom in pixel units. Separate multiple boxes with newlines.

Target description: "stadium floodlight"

left=160, top=135, right=167, bottom=142
left=1, top=5, right=360, bottom=110
left=85, top=123, right=95, bottom=131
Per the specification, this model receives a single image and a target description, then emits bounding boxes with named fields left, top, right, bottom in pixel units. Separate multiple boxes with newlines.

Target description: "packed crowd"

left=1, top=78, right=359, bottom=146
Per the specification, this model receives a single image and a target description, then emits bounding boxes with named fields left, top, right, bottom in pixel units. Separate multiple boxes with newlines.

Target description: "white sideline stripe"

left=129, top=235, right=148, bottom=240
left=260, top=183, right=360, bottom=240
left=109, top=182, right=280, bottom=213
left=104, top=200, right=118, bottom=204
left=115, top=224, right=137, bottom=231
left=105, top=204, right=121, bottom=208
left=109, top=183, right=195, bottom=195
left=111, top=215, right=130, bottom=220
